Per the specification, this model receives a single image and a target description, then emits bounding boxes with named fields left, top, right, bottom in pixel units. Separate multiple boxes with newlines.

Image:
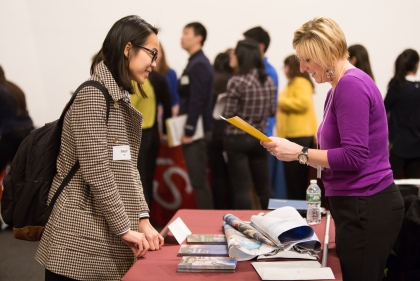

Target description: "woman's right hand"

left=121, top=230, right=150, bottom=258
left=261, top=137, right=302, bottom=161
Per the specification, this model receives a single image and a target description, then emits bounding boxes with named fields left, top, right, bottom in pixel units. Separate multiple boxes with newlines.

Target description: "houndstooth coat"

left=35, top=62, right=149, bottom=281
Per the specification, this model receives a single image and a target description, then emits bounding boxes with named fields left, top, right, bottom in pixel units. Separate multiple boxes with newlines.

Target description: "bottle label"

left=307, top=194, right=321, bottom=202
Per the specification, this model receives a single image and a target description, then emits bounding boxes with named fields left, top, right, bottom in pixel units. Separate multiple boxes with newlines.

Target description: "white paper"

left=112, top=145, right=131, bottom=160
left=212, top=93, right=227, bottom=120
left=165, top=115, right=204, bottom=147
left=180, top=75, right=190, bottom=85
left=250, top=207, right=321, bottom=253
left=252, top=261, right=335, bottom=280
left=394, top=179, right=420, bottom=187
left=167, top=217, right=192, bottom=244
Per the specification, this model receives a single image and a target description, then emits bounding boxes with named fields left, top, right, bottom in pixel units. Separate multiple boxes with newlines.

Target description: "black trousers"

left=389, top=152, right=420, bottom=179
left=223, top=134, right=275, bottom=209
left=328, top=183, right=404, bottom=281
left=137, top=126, right=160, bottom=206
left=45, top=269, right=79, bottom=281
left=0, top=126, right=33, bottom=171
left=284, top=136, right=314, bottom=200
left=181, top=134, right=214, bottom=209
left=207, top=134, right=231, bottom=209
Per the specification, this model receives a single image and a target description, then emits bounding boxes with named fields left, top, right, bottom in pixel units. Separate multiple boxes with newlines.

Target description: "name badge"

left=113, top=145, right=131, bottom=160
left=180, top=75, right=190, bottom=85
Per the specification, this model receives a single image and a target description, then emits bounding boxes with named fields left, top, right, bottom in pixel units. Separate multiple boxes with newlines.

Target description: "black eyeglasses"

left=133, top=44, right=158, bottom=63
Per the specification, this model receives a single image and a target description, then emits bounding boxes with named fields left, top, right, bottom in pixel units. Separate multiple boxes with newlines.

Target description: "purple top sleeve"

left=318, top=69, right=393, bottom=196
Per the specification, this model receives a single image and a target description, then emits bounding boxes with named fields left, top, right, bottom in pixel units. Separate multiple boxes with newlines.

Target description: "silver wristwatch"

left=298, top=147, right=309, bottom=165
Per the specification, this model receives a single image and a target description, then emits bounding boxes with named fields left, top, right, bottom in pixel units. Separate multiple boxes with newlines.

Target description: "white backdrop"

left=1, top=0, right=419, bottom=128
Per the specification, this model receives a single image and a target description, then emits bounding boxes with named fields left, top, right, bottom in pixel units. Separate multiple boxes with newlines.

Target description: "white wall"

left=1, top=0, right=419, bottom=128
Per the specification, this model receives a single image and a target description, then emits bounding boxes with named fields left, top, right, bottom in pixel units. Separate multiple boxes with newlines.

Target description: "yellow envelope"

left=221, top=116, right=272, bottom=142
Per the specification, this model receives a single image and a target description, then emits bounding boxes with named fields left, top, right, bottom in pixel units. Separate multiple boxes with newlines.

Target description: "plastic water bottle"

left=306, top=179, right=321, bottom=225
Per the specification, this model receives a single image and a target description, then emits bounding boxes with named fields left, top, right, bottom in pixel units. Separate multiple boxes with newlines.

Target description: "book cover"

left=177, top=256, right=237, bottom=272
left=177, top=244, right=229, bottom=257
left=186, top=234, right=227, bottom=245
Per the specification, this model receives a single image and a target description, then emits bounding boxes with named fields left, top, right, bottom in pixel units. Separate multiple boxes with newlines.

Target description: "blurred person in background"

left=348, top=44, right=375, bottom=81
left=130, top=72, right=172, bottom=206
left=243, top=26, right=278, bottom=135
left=243, top=26, right=286, bottom=199
left=178, top=22, right=214, bottom=209
left=155, top=43, right=180, bottom=117
left=385, top=48, right=420, bottom=179
left=277, top=55, right=317, bottom=199
left=0, top=65, right=33, bottom=174
left=208, top=49, right=233, bottom=209
left=222, top=39, right=276, bottom=209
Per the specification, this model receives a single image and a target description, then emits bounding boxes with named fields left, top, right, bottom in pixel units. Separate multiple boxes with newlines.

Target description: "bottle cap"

left=310, top=179, right=317, bottom=184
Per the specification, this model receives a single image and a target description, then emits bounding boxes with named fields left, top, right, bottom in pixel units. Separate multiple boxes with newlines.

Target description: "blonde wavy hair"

left=293, top=17, right=349, bottom=70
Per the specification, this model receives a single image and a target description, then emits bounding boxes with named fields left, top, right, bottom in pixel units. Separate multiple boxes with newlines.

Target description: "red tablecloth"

left=121, top=209, right=342, bottom=281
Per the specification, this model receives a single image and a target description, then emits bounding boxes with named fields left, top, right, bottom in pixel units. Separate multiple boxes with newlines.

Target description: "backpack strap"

left=49, top=81, right=111, bottom=209
left=60, top=80, right=111, bottom=124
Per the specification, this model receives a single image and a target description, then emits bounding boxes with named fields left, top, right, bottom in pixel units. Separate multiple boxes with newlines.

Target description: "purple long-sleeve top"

left=317, top=68, right=393, bottom=196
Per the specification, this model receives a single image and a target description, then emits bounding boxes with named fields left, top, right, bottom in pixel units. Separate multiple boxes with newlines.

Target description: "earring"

left=326, top=68, right=335, bottom=81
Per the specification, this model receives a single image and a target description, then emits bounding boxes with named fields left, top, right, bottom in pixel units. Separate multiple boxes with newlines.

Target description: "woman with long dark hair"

left=385, top=48, right=420, bottom=179
left=222, top=39, right=276, bottom=209
left=348, top=44, right=375, bottom=81
left=35, top=15, right=164, bottom=281
left=277, top=55, right=317, bottom=199
left=155, top=43, right=179, bottom=117
left=0, top=66, right=33, bottom=173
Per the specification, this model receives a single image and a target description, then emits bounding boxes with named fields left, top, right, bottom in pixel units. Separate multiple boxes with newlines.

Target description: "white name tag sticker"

left=180, top=75, right=189, bottom=85
left=113, top=145, right=131, bottom=160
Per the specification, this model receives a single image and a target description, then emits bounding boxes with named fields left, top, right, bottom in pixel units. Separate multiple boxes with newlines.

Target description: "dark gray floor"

left=0, top=225, right=165, bottom=281
left=0, top=228, right=44, bottom=281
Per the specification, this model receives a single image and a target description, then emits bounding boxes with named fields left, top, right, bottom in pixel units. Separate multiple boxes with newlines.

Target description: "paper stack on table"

left=252, top=261, right=335, bottom=280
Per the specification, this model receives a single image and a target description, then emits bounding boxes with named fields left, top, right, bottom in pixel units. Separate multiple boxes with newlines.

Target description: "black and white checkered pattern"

left=223, top=69, right=277, bottom=135
left=35, top=62, right=148, bottom=281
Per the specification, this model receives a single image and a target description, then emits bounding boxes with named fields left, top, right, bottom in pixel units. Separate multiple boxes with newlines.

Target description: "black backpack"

left=1, top=80, right=110, bottom=241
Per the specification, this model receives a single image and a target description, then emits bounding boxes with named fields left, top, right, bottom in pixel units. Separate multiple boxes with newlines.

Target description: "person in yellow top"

left=277, top=55, right=317, bottom=200
left=130, top=71, right=172, bottom=206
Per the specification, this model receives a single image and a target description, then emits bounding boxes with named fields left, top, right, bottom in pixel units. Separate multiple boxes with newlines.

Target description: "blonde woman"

left=262, top=17, right=403, bottom=281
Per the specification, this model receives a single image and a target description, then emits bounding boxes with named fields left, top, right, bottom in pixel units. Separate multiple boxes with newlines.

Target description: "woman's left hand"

left=261, top=137, right=302, bottom=162
left=138, top=218, right=164, bottom=250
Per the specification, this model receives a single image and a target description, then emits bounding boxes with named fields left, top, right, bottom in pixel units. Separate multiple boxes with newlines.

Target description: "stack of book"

left=176, top=234, right=237, bottom=273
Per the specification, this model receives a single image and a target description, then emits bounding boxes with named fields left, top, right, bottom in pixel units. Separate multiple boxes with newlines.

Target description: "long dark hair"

left=156, top=43, right=169, bottom=75
left=0, top=65, right=29, bottom=117
left=214, top=51, right=233, bottom=74
left=235, top=39, right=267, bottom=83
left=389, top=49, right=419, bottom=89
left=90, top=15, right=159, bottom=97
left=284, top=55, right=314, bottom=90
left=348, top=44, right=375, bottom=81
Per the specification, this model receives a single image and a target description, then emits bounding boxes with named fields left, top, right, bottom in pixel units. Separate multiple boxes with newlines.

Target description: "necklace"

left=316, top=60, right=349, bottom=178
